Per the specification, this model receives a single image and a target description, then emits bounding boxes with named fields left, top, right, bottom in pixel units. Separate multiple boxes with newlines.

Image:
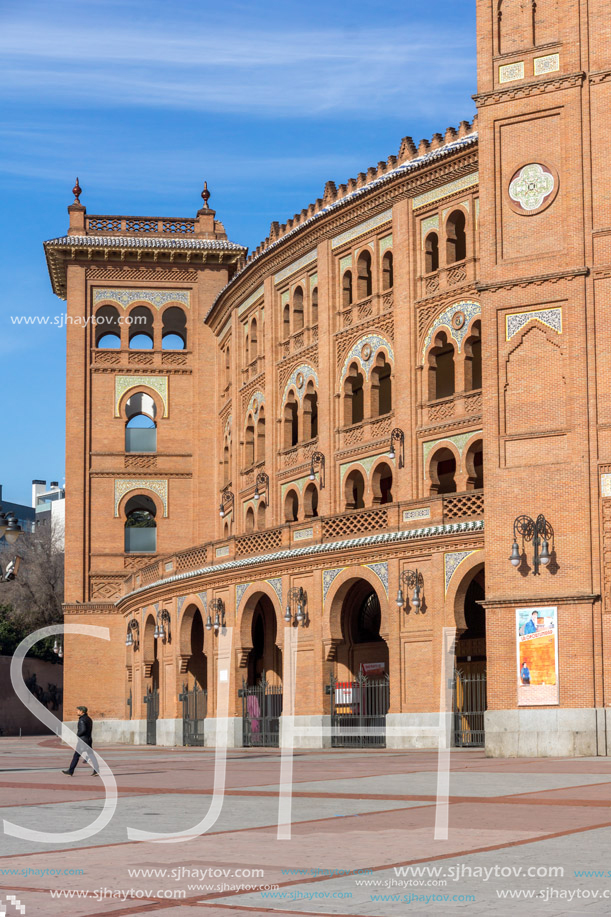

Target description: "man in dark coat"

left=62, top=706, right=100, bottom=776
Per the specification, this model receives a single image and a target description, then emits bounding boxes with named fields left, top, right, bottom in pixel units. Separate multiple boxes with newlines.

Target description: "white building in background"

left=32, top=480, right=65, bottom=549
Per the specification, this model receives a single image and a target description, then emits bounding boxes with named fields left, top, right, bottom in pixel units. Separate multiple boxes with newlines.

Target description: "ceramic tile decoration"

left=236, top=583, right=250, bottom=609
left=422, top=300, right=481, bottom=360
left=294, top=527, right=314, bottom=541
left=93, top=289, right=190, bottom=310
left=509, top=164, right=555, bottom=212
left=114, top=479, right=168, bottom=516
left=366, top=562, right=389, bottom=595
left=403, top=507, right=431, bottom=522
left=499, top=61, right=525, bottom=83
left=237, top=285, right=264, bottom=316
left=323, top=567, right=344, bottom=603
left=445, top=551, right=478, bottom=593
left=331, top=210, right=392, bottom=249
left=423, top=430, right=482, bottom=478
left=506, top=307, right=562, bottom=340
left=341, top=334, right=394, bottom=382
left=412, top=173, right=478, bottom=210
left=283, top=364, right=319, bottom=404
left=267, top=577, right=283, bottom=607
left=274, top=250, right=316, bottom=285
left=534, top=53, right=560, bottom=76
left=115, top=375, right=168, bottom=417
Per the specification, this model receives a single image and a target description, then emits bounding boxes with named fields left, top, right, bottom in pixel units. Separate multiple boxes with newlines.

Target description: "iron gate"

left=144, top=686, right=159, bottom=745
left=329, top=674, right=390, bottom=748
left=453, top=671, right=486, bottom=747
left=240, top=679, right=282, bottom=747
left=180, top=683, right=207, bottom=746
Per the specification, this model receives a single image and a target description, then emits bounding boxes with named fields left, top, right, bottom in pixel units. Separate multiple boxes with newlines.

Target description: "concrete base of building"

left=64, top=719, right=148, bottom=745
left=204, top=717, right=244, bottom=748
left=385, top=713, right=447, bottom=749
left=279, top=715, right=333, bottom=749
left=485, top=708, right=611, bottom=757
left=155, top=718, right=183, bottom=747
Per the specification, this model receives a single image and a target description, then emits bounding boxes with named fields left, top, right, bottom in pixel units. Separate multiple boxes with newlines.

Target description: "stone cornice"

left=589, top=69, right=611, bottom=84
left=476, top=266, right=588, bottom=293
left=473, top=71, right=585, bottom=108
left=63, top=602, right=116, bottom=615
left=116, top=519, right=484, bottom=606
left=482, top=593, right=599, bottom=608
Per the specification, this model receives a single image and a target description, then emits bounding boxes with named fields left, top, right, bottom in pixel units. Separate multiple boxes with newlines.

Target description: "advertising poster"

left=516, top=606, right=559, bottom=706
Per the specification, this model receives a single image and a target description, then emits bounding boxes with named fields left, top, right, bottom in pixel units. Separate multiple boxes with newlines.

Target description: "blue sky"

left=0, top=0, right=476, bottom=505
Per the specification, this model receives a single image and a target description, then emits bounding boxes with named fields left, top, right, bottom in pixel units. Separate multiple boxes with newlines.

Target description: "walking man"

left=62, top=705, right=100, bottom=776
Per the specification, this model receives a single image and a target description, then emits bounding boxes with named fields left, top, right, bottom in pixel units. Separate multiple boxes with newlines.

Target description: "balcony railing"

left=85, top=215, right=196, bottom=235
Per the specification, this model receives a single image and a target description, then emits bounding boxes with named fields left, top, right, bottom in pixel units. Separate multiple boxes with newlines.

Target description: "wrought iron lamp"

left=125, top=617, right=140, bottom=649
left=253, top=471, right=269, bottom=504
left=219, top=487, right=234, bottom=519
left=510, top=514, right=553, bottom=575
left=396, top=568, right=424, bottom=613
left=206, top=598, right=226, bottom=634
left=308, top=451, right=326, bottom=488
left=0, top=509, right=22, bottom=545
left=284, top=586, right=308, bottom=626
left=388, top=428, right=405, bottom=468
left=154, top=608, right=171, bottom=641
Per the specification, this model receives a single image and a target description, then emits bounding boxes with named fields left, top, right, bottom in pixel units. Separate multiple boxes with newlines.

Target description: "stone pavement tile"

left=242, top=771, right=611, bottom=799
left=0, top=792, right=428, bottom=856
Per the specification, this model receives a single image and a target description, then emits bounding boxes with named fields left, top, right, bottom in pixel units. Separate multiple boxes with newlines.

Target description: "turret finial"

left=201, top=181, right=211, bottom=209
left=72, top=177, right=82, bottom=204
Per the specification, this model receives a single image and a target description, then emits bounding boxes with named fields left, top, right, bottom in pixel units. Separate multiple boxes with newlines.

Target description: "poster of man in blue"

left=516, top=606, right=559, bottom=706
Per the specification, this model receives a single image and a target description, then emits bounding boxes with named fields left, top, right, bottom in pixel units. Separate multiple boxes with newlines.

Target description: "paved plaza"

left=1, top=738, right=611, bottom=915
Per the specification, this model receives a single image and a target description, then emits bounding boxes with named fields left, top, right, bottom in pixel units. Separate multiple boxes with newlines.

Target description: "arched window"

left=161, top=307, right=186, bottom=350
left=283, top=304, right=290, bottom=339
left=430, top=447, right=457, bottom=495
left=245, top=506, right=255, bottom=533
left=370, top=354, right=392, bottom=417
left=425, top=232, right=439, bottom=273
left=244, top=329, right=250, bottom=365
left=257, top=500, right=266, bottom=530
left=344, top=363, right=364, bottom=426
left=446, top=210, right=467, bottom=263
left=464, top=320, right=482, bottom=391
left=342, top=271, right=353, bottom=308
left=465, top=439, right=484, bottom=490
left=225, top=345, right=231, bottom=387
left=356, top=250, right=373, bottom=300
left=293, top=287, right=304, bottom=332
left=311, top=287, right=318, bottom=325
left=244, top=418, right=255, bottom=467
left=284, top=392, right=299, bottom=449
left=382, top=252, right=393, bottom=290
left=372, top=462, right=393, bottom=505
left=344, top=469, right=365, bottom=510
left=428, top=332, right=455, bottom=400
left=124, top=494, right=157, bottom=553
left=95, top=305, right=121, bottom=348
left=250, top=318, right=258, bottom=360
left=223, top=438, right=230, bottom=485
left=304, top=482, right=319, bottom=518
left=125, top=392, right=157, bottom=453
left=303, top=382, right=318, bottom=440
left=256, top=409, right=265, bottom=463
left=128, top=306, right=154, bottom=350
left=284, top=489, right=299, bottom=522
left=224, top=521, right=230, bottom=538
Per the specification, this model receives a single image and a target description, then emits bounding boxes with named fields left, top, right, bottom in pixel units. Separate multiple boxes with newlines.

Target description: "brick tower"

left=44, top=185, right=245, bottom=735
left=476, top=0, right=611, bottom=753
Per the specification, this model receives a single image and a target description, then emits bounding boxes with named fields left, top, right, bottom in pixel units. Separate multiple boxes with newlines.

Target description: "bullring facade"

left=46, top=0, right=611, bottom=755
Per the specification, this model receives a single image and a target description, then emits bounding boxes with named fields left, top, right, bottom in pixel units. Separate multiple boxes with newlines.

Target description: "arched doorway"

left=453, top=566, right=486, bottom=747
left=332, top=579, right=389, bottom=748
left=179, top=604, right=208, bottom=746
left=242, top=595, right=283, bottom=747
left=143, top=614, right=159, bottom=745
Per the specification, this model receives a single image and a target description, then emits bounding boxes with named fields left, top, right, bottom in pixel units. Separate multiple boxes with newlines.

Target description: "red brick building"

left=45, top=0, right=611, bottom=755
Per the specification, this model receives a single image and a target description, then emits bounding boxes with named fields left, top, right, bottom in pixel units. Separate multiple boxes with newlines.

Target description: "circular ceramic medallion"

left=451, top=311, right=465, bottom=330
left=296, top=372, right=304, bottom=389
left=361, top=343, right=372, bottom=361
left=508, top=163, right=558, bottom=215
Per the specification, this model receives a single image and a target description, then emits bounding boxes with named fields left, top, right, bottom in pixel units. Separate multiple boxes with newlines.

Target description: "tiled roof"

left=207, top=131, right=478, bottom=320
left=118, top=519, right=484, bottom=604
left=44, top=235, right=245, bottom=252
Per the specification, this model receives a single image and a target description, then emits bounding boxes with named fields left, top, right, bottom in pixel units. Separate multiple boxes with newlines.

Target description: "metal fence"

left=144, top=686, right=159, bottom=745
left=453, top=670, right=486, bottom=747
left=329, top=674, right=390, bottom=748
left=180, top=683, right=207, bottom=746
left=240, top=679, right=282, bottom=747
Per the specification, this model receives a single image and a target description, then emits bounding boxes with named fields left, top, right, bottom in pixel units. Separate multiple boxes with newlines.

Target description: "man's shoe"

left=91, top=771, right=100, bottom=776
left=62, top=769, right=73, bottom=776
